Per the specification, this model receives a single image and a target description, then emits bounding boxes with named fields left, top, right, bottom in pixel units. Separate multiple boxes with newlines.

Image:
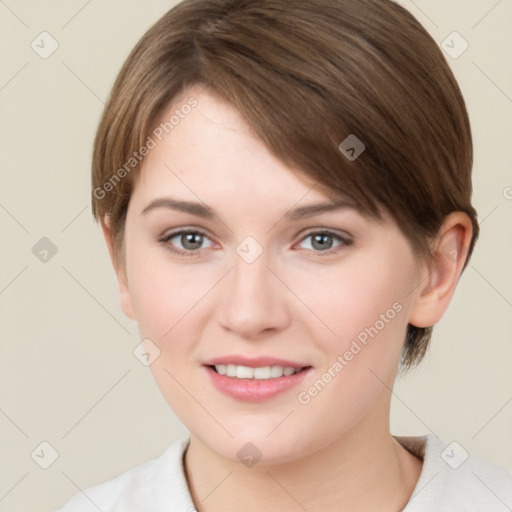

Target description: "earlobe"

left=408, top=212, right=473, bottom=328
left=100, top=218, right=136, bottom=321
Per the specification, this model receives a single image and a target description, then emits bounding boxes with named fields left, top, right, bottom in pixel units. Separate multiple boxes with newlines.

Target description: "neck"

left=184, top=401, right=422, bottom=512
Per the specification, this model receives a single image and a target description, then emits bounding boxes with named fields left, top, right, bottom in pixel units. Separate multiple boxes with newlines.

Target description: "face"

left=116, top=87, right=424, bottom=464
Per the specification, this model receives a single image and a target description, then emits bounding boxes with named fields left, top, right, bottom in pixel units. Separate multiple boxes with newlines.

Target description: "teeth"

left=213, top=364, right=302, bottom=379
left=254, top=366, right=271, bottom=379
left=236, top=365, right=254, bottom=379
left=216, top=364, right=227, bottom=375
left=270, top=366, right=284, bottom=378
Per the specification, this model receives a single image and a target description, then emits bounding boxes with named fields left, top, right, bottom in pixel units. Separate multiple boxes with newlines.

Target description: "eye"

left=157, top=228, right=352, bottom=258
left=296, top=230, right=352, bottom=256
left=158, top=229, right=214, bottom=257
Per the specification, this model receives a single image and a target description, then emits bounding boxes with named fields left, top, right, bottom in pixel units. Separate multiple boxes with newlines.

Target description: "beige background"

left=0, top=1, right=511, bottom=510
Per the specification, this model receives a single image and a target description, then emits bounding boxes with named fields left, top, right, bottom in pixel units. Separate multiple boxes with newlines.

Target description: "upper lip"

left=203, top=355, right=309, bottom=369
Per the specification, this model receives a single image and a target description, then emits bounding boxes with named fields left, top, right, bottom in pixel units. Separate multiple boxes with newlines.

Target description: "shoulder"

left=53, top=437, right=194, bottom=512
left=396, top=434, right=512, bottom=511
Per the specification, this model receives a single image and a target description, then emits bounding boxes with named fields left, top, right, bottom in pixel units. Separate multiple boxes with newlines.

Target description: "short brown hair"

left=91, top=0, right=479, bottom=370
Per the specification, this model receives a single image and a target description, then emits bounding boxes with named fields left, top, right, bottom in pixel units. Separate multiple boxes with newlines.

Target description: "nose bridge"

left=219, top=242, right=290, bottom=337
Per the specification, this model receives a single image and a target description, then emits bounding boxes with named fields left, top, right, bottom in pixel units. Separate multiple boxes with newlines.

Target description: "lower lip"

left=204, top=366, right=312, bottom=402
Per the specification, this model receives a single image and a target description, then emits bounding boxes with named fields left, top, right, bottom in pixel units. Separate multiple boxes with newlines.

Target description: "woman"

left=56, top=0, right=512, bottom=510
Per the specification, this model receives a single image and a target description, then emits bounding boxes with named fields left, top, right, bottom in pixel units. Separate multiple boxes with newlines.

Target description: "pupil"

left=312, top=234, right=332, bottom=251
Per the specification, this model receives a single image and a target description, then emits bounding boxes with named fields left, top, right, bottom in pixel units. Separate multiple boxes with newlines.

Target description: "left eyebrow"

left=283, top=200, right=357, bottom=221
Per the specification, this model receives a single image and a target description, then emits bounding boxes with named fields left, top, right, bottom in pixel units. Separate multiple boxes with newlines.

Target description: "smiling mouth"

left=208, top=364, right=310, bottom=380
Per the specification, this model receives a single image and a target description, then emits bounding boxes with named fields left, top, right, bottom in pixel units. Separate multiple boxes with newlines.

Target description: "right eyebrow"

left=141, top=198, right=215, bottom=219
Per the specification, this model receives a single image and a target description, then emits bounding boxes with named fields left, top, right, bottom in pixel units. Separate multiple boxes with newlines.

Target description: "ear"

left=408, top=212, right=473, bottom=328
left=100, top=217, right=136, bottom=321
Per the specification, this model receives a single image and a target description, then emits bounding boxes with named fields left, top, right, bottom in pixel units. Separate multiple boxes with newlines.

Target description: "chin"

left=194, top=421, right=317, bottom=467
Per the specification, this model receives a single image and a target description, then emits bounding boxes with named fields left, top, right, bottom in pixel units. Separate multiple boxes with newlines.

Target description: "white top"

left=55, top=434, right=512, bottom=511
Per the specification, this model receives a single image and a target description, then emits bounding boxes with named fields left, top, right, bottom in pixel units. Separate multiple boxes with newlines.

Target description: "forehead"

left=136, top=89, right=323, bottom=199
left=131, top=87, right=385, bottom=228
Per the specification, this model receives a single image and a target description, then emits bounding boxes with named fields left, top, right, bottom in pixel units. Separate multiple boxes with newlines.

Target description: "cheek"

left=290, top=268, right=409, bottom=458
left=291, top=257, right=411, bottom=407
left=125, top=253, right=215, bottom=420
left=292, top=256, right=410, bottom=350
left=126, top=243, right=213, bottom=338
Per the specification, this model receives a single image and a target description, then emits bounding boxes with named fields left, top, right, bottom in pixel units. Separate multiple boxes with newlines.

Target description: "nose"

left=218, top=249, right=292, bottom=339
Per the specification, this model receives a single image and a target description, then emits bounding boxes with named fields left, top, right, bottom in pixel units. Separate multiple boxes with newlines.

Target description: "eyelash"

left=157, top=229, right=353, bottom=258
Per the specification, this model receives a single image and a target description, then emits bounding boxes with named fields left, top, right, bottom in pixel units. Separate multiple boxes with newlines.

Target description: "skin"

left=102, top=85, right=473, bottom=511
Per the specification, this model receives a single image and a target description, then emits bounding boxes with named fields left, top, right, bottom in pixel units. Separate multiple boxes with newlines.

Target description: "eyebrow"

left=140, top=196, right=357, bottom=221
